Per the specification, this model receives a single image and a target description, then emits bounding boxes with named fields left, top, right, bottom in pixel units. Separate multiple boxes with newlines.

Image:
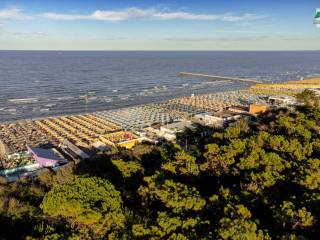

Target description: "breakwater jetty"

left=179, top=72, right=263, bottom=84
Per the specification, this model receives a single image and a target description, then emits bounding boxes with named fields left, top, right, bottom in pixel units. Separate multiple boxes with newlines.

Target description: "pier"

left=179, top=72, right=263, bottom=84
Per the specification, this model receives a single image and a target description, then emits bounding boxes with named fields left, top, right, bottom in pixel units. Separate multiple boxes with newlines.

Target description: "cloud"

left=0, top=8, right=32, bottom=20
left=164, top=36, right=269, bottom=42
left=41, top=13, right=88, bottom=21
left=41, top=7, right=266, bottom=22
left=0, top=7, right=267, bottom=24
left=90, top=36, right=128, bottom=41
left=10, top=32, right=49, bottom=37
left=220, top=13, right=265, bottom=22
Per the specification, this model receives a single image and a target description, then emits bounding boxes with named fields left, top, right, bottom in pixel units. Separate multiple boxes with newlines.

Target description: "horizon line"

left=0, top=49, right=319, bottom=52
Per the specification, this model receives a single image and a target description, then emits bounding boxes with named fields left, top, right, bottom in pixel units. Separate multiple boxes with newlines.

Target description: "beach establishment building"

left=96, top=131, right=143, bottom=149
left=60, top=139, right=90, bottom=160
left=227, top=106, right=250, bottom=114
left=0, top=148, right=66, bottom=183
left=27, top=146, right=67, bottom=167
left=0, top=151, right=35, bottom=170
left=268, top=96, right=296, bottom=106
left=158, top=121, right=196, bottom=141
left=0, top=163, right=42, bottom=183
left=140, top=126, right=163, bottom=142
left=193, top=111, right=242, bottom=128
left=308, top=88, right=320, bottom=96
left=91, top=141, right=112, bottom=152
left=249, top=104, right=268, bottom=115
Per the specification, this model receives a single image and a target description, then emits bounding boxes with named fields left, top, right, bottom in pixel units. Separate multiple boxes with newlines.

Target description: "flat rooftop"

left=162, top=121, right=195, bottom=131
left=101, top=131, right=139, bottom=144
left=212, top=111, right=241, bottom=119
left=28, top=147, right=63, bottom=161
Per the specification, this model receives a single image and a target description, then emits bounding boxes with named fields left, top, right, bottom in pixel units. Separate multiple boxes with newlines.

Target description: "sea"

left=0, top=51, right=320, bottom=122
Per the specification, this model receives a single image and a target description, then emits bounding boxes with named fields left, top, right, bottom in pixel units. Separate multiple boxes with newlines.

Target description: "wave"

left=8, top=98, right=39, bottom=103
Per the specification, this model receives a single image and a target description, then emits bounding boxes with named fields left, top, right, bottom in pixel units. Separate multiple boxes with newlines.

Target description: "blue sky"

left=0, top=0, right=319, bottom=50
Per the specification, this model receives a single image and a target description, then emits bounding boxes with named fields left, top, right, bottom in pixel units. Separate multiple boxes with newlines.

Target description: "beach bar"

left=27, top=146, right=66, bottom=167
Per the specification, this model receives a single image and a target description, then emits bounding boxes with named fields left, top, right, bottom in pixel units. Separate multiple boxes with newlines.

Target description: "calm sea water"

left=0, top=51, right=319, bottom=122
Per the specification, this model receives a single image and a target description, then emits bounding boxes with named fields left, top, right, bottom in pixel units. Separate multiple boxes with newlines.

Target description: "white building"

left=158, top=121, right=196, bottom=141
left=193, top=111, right=242, bottom=127
left=268, top=96, right=296, bottom=106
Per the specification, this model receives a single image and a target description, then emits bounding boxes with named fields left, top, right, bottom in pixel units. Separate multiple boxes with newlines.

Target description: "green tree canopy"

left=138, top=173, right=206, bottom=214
left=162, top=150, right=200, bottom=176
left=41, top=177, right=125, bottom=238
left=296, top=90, right=320, bottom=108
left=112, top=159, right=144, bottom=178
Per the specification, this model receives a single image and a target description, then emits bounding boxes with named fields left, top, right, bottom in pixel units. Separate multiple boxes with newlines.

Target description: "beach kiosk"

left=27, top=146, right=66, bottom=167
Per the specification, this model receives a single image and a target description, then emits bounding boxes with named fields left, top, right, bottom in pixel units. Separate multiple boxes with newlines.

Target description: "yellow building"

left=249, top=104, right=268, bottom=115
left=96, top=131, right=143, bottom=149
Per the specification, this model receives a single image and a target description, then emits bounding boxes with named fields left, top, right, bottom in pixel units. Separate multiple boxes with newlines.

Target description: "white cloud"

left=164, top=36, right=269, bottom=42
left=0, top=8, right=32, bottom=20
left=10, top=31, right=49, bottom=37
left=91, top=8, right=152, bottom=21
left=41, top=13, right=88, bottom=21
left=41, top=7, right=266, bottom=22
left=0, top=7, right=266, bottom=23
left=221, top=13, right=265, bottom=22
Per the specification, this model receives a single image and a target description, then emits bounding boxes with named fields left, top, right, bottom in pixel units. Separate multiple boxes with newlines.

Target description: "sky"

left=0, top=0, right=319, bottom=50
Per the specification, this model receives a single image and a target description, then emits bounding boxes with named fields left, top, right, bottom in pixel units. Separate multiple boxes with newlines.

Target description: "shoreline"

left=0, top=86, right=246, bottom=125
left=0, top=76, right=319, bottom=125
left=0, top=75, right=318, bottom=170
